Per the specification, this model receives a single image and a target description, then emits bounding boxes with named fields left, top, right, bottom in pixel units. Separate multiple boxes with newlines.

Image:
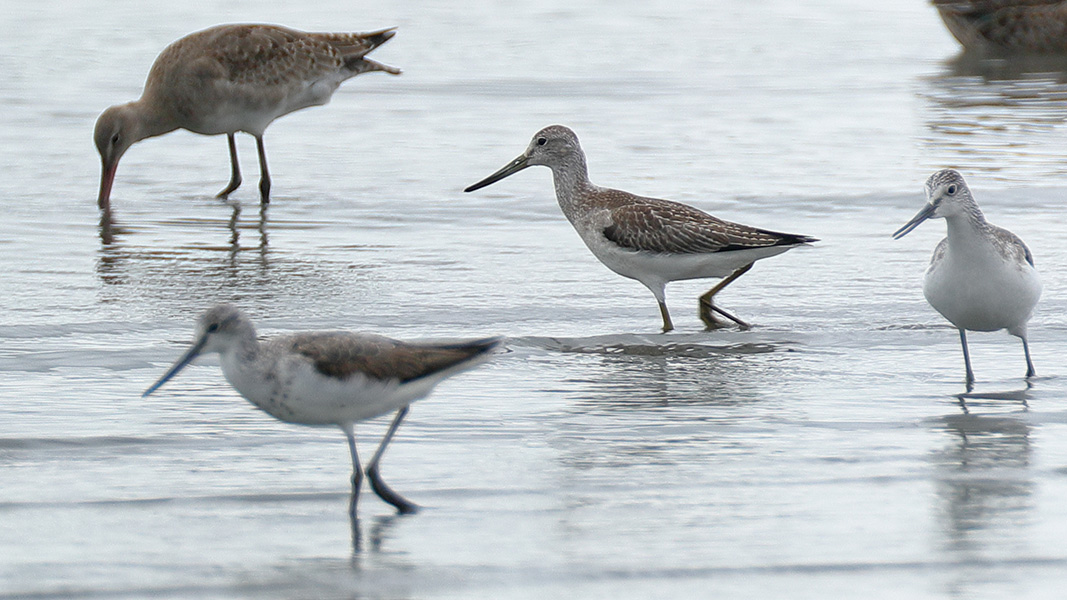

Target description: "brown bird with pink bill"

left=94, top=23, right=399, bottom=209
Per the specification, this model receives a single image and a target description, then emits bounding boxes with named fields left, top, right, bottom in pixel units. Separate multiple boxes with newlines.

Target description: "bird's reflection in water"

left=920, top=53, right=1067, bottom=180
left=226, top=201, right=269, bottom=266
left=99, top=206, right=117, bottom=248
left=544, top=340, right=792, bottom=471
left=956, top=380, right=1032, bottom=414
left=94, top=200, right=283, bottom=307
left=97, top=207, right=128, bottom=284
left=350, top=513, right=406, bottom=560
left=930, top=383, right=1034, bottom=596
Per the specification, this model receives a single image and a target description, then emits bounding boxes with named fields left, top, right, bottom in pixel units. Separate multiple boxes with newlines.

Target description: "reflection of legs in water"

left=225, top=202, right=270, bottom=261
left=350, top=509, right=362, bottom=556
left=227, top=203, right=241, bottom=252
left=258, top=202, right=269, bottom=256
left=351, top=513, right=406, bottom=556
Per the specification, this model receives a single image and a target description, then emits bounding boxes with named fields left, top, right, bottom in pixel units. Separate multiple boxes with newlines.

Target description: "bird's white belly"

left=586, top=233, right=791, bottom=286
left=221, top=356, right=429, bottom=426
left=187, top=79, right=341, bottom=136
left=923, top=249, right=1041, bottom=333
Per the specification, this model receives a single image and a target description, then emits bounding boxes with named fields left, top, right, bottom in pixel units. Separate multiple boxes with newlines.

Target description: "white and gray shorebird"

left=95, top=24, right=400, bottom=209
left=464, top=125, right=817, bottom=332
left=142, top=304, right=500, bottom=517
left=893, top=169, right=1041, bottom=385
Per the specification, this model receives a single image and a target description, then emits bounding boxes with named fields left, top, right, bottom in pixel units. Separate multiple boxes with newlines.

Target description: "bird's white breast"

left=923, top=238, right=1041, bottom=333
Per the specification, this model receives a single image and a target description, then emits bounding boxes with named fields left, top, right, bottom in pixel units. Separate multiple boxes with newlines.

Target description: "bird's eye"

left=206, top=323, right=219, bottom=333
left=947, top=184, right=957, bottom=195
left=536, top=137, right=547, bottom=146
left=111, top=134, right=120, bottom=145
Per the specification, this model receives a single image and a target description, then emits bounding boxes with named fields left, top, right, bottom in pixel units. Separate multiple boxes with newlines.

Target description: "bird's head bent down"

left=94, top=103, right=145, bottom=210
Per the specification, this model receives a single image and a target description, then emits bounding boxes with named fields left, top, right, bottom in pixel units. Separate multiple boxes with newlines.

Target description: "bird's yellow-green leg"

left=699, top=263, right=754, bottom=331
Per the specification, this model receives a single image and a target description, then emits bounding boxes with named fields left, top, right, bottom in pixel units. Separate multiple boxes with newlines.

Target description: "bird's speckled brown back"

left=281, top=333, right=498, bottom=382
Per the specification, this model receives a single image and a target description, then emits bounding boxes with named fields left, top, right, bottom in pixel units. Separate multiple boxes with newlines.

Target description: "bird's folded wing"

left=285, top=333, right=495, bottom=383
left=602, top=201, right=799, bottom=254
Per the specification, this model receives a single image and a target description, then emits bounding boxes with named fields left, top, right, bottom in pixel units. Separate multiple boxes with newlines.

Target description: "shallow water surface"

left=3, top=1, right=1067, bottom=598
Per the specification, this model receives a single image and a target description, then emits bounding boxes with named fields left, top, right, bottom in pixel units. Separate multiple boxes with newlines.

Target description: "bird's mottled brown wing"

left=283, top=333, right=499, bottom=383
left=203, top=25, right=347, bottom=86
left=602, top=194, right=814, bottom=255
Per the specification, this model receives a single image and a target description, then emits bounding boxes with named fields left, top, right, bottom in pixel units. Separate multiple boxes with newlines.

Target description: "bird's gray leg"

left=343, top=423, right=364, bottom=520
left=699, top=263, right=754, bottom=330
left=647, top=283, right=673, bottom=332
left=216, top=133, right=243, bottom=198
left=367, top=406, right=418, bottom=514
left=658, top=301, right=674, bottom=333
left=1022, top=336, right=1036, bottom=379
left=959, top=329, right=975, bottom=385
left=255, top=134, right=271, bottom=204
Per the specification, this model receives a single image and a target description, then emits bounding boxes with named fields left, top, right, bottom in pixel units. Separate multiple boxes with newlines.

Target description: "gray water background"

left=4, top=1, right=1067, bottom=598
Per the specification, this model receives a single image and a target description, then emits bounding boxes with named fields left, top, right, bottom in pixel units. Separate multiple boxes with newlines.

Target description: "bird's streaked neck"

left=943, top=199, right=988, bottom=239
left=942, top=200, right=996, bottom=258
left=549, top=149, right=595, bottom=220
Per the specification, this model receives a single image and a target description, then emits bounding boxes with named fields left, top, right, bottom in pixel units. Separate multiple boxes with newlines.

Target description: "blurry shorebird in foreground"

left=465, top=125, right=816, bottom=332
left=95, top=24, right=399, bottom=208
left=143, top=304, right=500, bottom=518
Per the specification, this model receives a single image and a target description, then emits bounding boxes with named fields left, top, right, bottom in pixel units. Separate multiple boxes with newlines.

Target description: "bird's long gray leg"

left=658, top=301, right=674, bottom=333
left=959, top=329, right=975, bottom=385
left=255, top=134, right=271, bottom=204
left=367, top=406, right=418, bottom=514
left=216, top=133, right=243, bottom=198
left=699, top=263, right=754, bottom=330
left=1022, top=336, right=1036, bottom=379
left=646, top=283, right=674, bottom=332
left=343, top=423, right=364, bottom=519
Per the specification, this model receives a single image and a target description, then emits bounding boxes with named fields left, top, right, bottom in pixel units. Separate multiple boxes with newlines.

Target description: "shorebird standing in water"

left=94, top=24, right=400, bottom=209
left=932, top=0, right=1067, bottom=54
left=893, top=169, right=1041, bottom=386
left=464, top=125, right=816, bottom=332
left=143, top=304, right=500, bottom=518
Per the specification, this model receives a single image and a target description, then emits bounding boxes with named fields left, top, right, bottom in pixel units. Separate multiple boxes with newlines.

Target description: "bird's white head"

left=893, top=169, right=976, bottom=239
left=142, top=304, right=257, bottom=397
left=464, top=125, right=584, bottom=192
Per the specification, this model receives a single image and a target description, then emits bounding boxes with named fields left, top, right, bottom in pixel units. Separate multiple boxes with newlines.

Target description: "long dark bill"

left=464, top=155, right=530, bottom=192
left=142, top=335, right=208, bottom=397
left=892, top=203, right=937, bottom=240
